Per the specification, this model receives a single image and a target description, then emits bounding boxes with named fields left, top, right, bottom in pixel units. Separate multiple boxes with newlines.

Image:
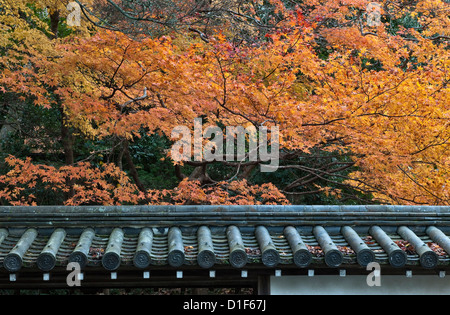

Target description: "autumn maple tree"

left=0, top=0, right=448, bottom=206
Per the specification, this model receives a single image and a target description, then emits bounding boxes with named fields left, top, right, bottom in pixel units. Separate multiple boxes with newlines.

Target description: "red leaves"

left=394, top=240, right=448, bottom=256
left=1, top=0, right=449, bottom=208
left=394, top=240, right=416, bottom=255
left=89, top=247, right=105, bottom=260
left=146, top=178, right=289, bottom=205
left=363, top=235, right=375, bottom=245
left=305, top=244, right=355, bottom=257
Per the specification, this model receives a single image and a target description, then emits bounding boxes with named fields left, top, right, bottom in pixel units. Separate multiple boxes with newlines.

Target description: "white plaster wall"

left=270, top=275, right=450, bottom=295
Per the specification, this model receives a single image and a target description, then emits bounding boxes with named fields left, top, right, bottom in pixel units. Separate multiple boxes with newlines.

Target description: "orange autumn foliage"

left=0, top=156, right=288, bottom=206
left=0, top=0, right=449, bottom=206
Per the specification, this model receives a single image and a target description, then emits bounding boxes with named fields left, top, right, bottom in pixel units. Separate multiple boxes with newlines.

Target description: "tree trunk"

left=123, top=139, right=147, bottom=192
